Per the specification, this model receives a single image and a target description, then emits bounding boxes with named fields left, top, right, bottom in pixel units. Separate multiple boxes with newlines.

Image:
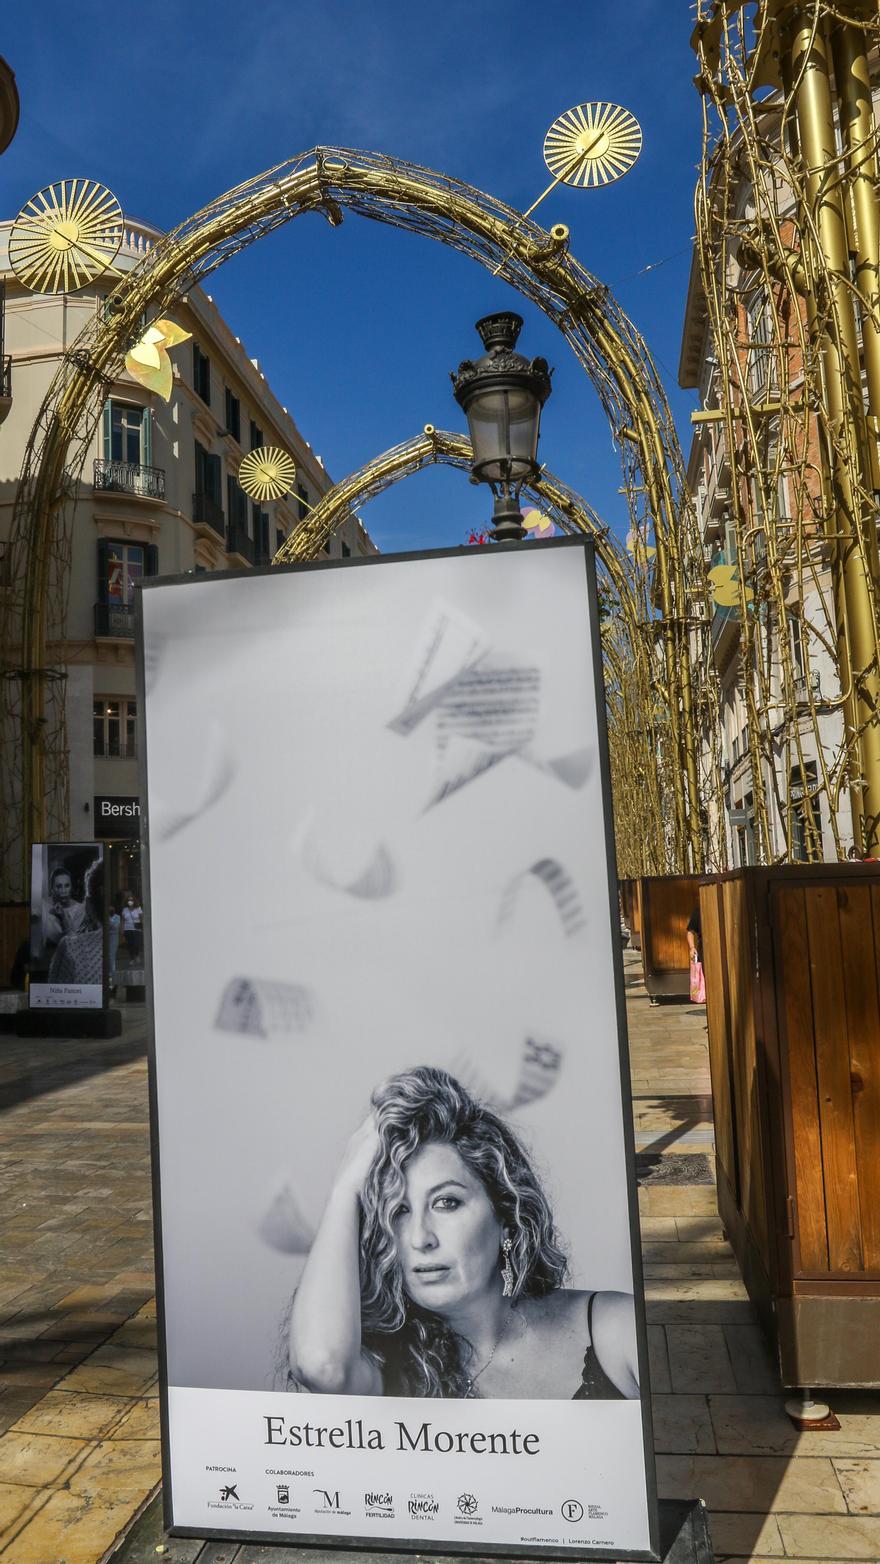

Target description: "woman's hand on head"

left=333, top=1115, right=381, bottom=1201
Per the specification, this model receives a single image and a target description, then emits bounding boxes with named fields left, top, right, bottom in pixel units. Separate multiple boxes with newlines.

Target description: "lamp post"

left=451, top=312, right=552, bottom=542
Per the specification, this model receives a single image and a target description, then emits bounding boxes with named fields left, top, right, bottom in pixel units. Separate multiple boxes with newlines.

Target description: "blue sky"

left=5, top=1, right=704, bottom=551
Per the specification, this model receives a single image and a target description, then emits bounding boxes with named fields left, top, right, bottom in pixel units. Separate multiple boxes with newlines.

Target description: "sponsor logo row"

left=210, top=1483, right=606, bottom=1527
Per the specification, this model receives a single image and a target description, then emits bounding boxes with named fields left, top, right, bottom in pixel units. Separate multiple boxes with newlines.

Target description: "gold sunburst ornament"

left=543, top=102, right=642, bottom=189
left=9, top=179, right=124, bottom=294
left=239, top=446, right=297, bottom=503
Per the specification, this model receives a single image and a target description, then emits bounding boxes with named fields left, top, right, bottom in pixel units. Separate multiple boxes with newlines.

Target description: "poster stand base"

left=657, top=1498, right=714, bottom=1561
left=15, top=1007, right=123, bottom=1039
left=109, top=1496, right=714, bottom=1563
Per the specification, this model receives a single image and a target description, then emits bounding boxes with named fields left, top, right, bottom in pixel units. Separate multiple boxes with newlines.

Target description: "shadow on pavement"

left=0, top=1018, right=148, bottom=1112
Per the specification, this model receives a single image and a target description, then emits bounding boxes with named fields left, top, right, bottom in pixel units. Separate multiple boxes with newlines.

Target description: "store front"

left=93, top=795, right=142, bottom=909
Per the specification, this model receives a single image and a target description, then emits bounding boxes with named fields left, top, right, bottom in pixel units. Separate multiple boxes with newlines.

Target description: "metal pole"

left=790, top=14, right=880, bottom=853
left=830, top=20, right=880, bottom=489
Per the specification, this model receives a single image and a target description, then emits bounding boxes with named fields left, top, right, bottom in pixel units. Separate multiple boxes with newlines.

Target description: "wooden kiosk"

left=700, top=865, right=880, bottom=1389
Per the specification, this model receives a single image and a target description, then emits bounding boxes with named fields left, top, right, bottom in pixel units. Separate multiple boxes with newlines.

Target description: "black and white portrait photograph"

left=29, top=842, right=105, bottom=1008
left=286, top=1064, right=639, bottom=1402
left=140, top=540, right=655, bottom=1554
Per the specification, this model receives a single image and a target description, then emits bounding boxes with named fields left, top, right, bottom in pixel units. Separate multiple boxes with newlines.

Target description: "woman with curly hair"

left=288, top=1066, right=639, bottom=1400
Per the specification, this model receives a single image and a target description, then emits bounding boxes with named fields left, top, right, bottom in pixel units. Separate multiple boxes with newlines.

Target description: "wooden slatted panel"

left=723, top=877, right=769, bottom=1264
left=772, top=884, right=829, bottom=1273
left=701, top=882, right=738, bottom=1197
left=643, top=876, right=702, bottom=973
left=836, top=882, right=880, bottom=1270
left=805, top=885, right=864, bottom=1272
left=860, top=887, right=880, bottom=1271
left=0, top=903, right=28, bottom=987
left=631, top=878, right=642, bottom=948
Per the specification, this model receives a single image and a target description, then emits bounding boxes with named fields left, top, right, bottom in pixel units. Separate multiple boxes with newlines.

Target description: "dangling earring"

left=501, top=1236, right=514, bottom=1298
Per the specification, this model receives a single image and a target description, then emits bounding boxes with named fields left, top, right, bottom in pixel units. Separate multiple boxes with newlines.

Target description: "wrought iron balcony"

left=192, top=490, right=225, bottom=536
left=94, top=457, right=166, bottom=500
left=794, top=669, right=821, bottom=703
left=226, top=522, right=255, bottom=563
left=94, top=602, right=135, bottom=638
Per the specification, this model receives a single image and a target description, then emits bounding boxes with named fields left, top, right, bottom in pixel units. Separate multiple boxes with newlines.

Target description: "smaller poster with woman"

left=29, top=843, right=106, bottom=1009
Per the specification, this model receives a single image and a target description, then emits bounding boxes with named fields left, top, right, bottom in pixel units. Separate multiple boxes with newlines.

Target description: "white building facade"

left=0, top=214, right=376, bottom=908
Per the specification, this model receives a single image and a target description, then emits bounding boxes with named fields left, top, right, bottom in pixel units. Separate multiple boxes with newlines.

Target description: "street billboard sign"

left=138, top=539, right=658, bottom=1560
left=29, top=841, right=105, bottom=1009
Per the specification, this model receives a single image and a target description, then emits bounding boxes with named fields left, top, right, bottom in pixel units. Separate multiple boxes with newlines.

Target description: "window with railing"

left=94, top=697, right=137, bottom=758
left=95, top=539, right=158, bottom=634
left=224, top=388, right=241, bottom=443
left=226, top=477, right=252, bottom=559
left=788, top=609, right=805, bottom=680
left=253, top=504, right=270, bottom=562
left=193, top=343, right=211, bottom=405
left=744, top=284, right=773, bottom=398
left=96, top=401, right=164, bottom=497
left=102, top=400, right=151, bottom=465
left=193, top=441, right=224, bottom=531
left=227, top=475, right=248, bottom=529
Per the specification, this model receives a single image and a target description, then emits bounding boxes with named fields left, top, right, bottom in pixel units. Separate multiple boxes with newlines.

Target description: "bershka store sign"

left=139, top=542, right=659, bottom=1559
left=94, top=794, right=141, bottom=839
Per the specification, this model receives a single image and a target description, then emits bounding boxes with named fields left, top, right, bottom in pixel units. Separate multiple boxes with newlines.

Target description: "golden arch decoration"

left=277, top=424, right=632, bottom=599
left=275, top=424, right=667, bottom=876
left=0, top=145, right=714, bottom=890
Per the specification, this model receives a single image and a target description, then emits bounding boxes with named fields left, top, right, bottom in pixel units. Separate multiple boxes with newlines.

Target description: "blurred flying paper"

left=150, top=720, right=234, bottom=842
left=497, top=857, right=587, bottom=938
left=388, top=598, right=490, bottom=735
left=511, top=1036, right=565, bottom=1108
left=453, top=1033, right=565, bottom=1113
left=216, top=976, right=315, bottom=1038
left=436, top=662, right=541, bottom=755
left=539, top=748, right=591, bottom=789
left=258, top=1179, right=314, bottom=1255
left=425, top=660, right=542, bottom=806
left=295, top=812, right=397, bottom=898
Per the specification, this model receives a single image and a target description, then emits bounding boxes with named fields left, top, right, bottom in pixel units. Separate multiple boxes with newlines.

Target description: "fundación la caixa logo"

left=208, top=1482, right=254, bottom=1514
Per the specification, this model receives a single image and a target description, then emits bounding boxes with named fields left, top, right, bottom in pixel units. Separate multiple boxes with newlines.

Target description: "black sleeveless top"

left=573, top=1292, right=625, bottom=1400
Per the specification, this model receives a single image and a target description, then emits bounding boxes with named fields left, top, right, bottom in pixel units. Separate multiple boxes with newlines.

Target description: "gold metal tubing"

left=4, top=149, right=703, bottom=881
left=791, top=16, right=880, bottom=852
left=580, top=311, right=698, bottom=864
left=274, top=427, right=666, bottom=867
left=830, top=20, right=880, bottom=490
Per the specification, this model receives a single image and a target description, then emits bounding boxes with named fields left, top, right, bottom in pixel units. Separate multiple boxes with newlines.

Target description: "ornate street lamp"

left=451, top=312, right=553, bottom=542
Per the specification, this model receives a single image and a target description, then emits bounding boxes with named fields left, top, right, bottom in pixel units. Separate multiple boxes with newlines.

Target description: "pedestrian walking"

left=122, top=895, right=143, bottom=963
left=108, top=901, right=121, bottom=993
left=686, top=902, right=705, bottom=1005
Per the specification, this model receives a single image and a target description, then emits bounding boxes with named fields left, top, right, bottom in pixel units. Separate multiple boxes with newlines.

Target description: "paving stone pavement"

left=0, top=962, right=878, bottom=1562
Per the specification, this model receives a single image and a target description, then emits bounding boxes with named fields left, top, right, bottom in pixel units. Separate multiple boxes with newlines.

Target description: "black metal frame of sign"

left=137, top=538, right=662, bottom=1562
